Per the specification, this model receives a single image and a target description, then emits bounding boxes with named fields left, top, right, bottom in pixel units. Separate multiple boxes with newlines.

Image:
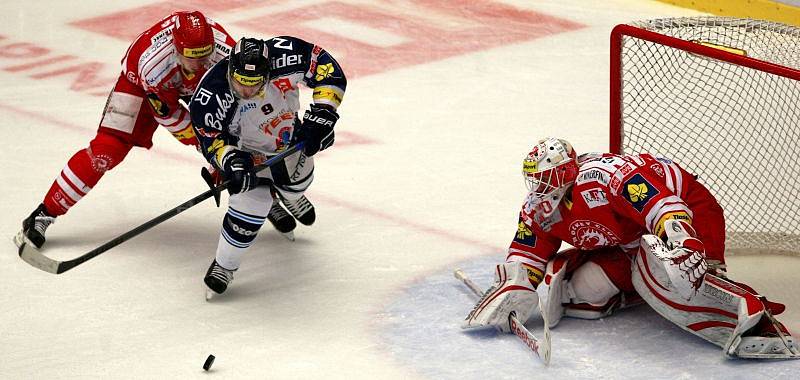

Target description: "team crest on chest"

left=568, top=220, right=620, bottom=250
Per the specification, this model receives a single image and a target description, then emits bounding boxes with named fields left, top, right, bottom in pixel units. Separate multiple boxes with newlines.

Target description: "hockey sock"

left=42, top=132, right=131, bottom=216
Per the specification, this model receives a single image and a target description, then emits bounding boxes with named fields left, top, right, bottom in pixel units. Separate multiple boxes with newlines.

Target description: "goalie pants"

left=42, top=75, right=162, bottom=216
left=215, top=151, right=314, bottom=270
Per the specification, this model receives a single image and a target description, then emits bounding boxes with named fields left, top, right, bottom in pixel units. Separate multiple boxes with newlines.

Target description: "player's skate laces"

left=17, top=203, right=56, bottom=249
left=204, top=260, right=235, bottom=295
left=280, top=195, right=315, bottom=225
left=267, top=201, right=296, bottom=233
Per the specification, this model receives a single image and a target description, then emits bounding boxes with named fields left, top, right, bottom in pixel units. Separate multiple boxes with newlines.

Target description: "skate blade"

left=205, top=288, right=215, bottom=302
left=281, top=231, right=295, bottom=241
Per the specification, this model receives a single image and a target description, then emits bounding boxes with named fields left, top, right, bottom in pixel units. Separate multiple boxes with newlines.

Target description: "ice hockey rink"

left=1, top=0, right=799, bottom=378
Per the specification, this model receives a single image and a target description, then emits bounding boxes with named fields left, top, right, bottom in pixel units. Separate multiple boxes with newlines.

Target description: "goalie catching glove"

left=294, top=104, right=338, bottom=156
left=463, top=261, right=539, bottom=332
left=657, top=219, right=709, bottom=300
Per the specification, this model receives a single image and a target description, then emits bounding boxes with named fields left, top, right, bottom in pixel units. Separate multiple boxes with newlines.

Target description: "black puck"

left=203, top=354, right=215, bottom=371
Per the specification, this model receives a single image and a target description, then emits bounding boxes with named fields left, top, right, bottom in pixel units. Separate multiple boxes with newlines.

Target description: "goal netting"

left=610, top=17, right=800, bottom=255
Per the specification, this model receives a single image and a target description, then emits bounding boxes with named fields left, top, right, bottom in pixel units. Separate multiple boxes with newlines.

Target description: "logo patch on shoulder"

left=622, top=173, right=658, bottom=212
left=516, top=221, right=535, bottom=242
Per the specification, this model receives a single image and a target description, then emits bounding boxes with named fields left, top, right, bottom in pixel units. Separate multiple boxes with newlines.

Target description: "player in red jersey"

left=463, top=137, right=798, bottom=359
left=14, top=11, right=235, bottom=250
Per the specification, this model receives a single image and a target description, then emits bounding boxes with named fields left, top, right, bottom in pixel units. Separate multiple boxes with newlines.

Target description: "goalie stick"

left=454, top=268, right=552, bottom=366
left=17, top=142, right=304, bottom=274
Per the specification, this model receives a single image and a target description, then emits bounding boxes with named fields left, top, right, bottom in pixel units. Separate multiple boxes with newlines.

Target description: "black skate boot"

left=204, top=259, right=235, bottom=300
left=267, top=200, right=296, bottom=241
left=14, top=203, right=56, bottom=249
left=279, top=194, right=316, bottom=226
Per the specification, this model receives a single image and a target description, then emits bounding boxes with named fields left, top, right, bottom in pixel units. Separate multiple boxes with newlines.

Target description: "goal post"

left=609, top=17, right=800, bottom=255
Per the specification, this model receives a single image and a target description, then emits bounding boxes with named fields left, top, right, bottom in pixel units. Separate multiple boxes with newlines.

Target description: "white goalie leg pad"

left=536, top=255, right=570, bottom=328
left=462, top=261, right=539, bottom=333
left=563, top=261, right=622, bottom=320
left=633, top=235, right=799, bottom=359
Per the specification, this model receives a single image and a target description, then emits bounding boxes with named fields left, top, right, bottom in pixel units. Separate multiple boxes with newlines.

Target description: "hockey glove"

left=662, top=219, right=708, bottom=299
left=294, top=104, right=338, bottom=156
left=221, top=150, right=258, bottom=194
left=463, top=261, right=539, bottom=333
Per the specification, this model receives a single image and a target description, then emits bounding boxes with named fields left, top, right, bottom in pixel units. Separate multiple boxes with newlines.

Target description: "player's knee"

left=569, top=261, right=620, bottom=305
left=87, top=132, right=133, bottom=172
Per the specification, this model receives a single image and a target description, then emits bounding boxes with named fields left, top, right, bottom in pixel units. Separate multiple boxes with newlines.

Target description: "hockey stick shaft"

left=454, top=268, right=551, bottom=365
left=19, top=143, right=303, bottom=274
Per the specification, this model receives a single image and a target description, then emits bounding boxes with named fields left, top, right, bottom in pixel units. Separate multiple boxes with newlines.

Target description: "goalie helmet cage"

left=609, top=17, right=800, bottom=256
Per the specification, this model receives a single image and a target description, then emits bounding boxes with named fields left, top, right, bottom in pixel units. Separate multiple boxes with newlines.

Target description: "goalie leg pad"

left=462, top=261, right=538, bottom=332
left=633, top=236, right=799, bottom=359
left=537, top=254, right=571, bottom=328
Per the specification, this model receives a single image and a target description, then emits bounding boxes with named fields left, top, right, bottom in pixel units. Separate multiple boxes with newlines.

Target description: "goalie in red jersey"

left=14, top=11, right=235, bottom=251
left=463, top=137, right=798, bottom=359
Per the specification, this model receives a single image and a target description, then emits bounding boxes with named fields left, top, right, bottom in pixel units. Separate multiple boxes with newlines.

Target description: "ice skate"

left=14, top=203, right=56, bottom=251
left=279, top=194, right=315, bottom=226
left=204, top=260, right=235, bottom=301
left=267, top=200, right=296, bottom=241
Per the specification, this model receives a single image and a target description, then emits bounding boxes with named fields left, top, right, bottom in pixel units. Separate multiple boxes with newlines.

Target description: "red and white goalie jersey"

left=507, top=152, right=726, bottom=286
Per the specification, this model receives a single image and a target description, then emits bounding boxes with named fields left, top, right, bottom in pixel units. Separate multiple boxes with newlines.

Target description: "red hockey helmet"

left=173, top=11, right=214, bottom=58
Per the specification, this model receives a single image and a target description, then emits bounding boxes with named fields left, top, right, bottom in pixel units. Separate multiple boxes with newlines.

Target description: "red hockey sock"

left=42, top=132, right=132, bottom=216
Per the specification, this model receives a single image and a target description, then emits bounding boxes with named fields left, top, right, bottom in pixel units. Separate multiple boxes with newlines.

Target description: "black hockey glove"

left=221, top=150, right=258, bottom=194
left=294, top=104, right=338, bottom=156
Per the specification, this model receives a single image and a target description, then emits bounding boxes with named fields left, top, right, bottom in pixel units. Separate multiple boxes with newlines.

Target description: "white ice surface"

left=0, top=1, right=798, bottom=379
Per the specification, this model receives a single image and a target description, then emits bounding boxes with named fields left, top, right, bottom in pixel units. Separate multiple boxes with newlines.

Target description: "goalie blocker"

left=634, top=228, right=799, bottom=359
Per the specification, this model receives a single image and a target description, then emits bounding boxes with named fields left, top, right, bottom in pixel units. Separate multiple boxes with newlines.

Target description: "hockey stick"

left=18, top=143, right=304, bottom=274
left=454, top=268, right=552, bottom=366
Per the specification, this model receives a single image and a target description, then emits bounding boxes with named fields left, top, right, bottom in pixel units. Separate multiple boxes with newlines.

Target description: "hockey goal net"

left=610, top=17, right=800, bottom=256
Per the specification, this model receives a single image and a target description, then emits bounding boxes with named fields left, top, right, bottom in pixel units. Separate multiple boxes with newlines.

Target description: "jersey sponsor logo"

left=273, top=53, right=302, bottom=68
left=515, top=221, right=536, bottom=247
left=194, top=88, right=213, bottom=105
left=568, top=220, right=620, bottom=250
left=146, top=93, right=170, bottom=117
left=620, top=162, right=635, bottom=176
left=621, top=173, right=659, bottom=212
left=272, top=37, right=293, bottom=50
left=263, top=111, right=295, bottom=134
left=580, top=188, right=608, bottom=209
left=150, top=28, right=171, bottom=46
left=124, top=71, right=137, bottom=86
left=239, top=102, right=257, bottom=114
left=576, top=169, right=610, bottom=186
left=197, top=90, right=235, bottom=130
left=609, top=176, right=622, bottom=193
left=272, top=78, right=295, bottom=94
left=215, top=42, right=231, bottom=56
left=650, top=163, right=665, bottom=177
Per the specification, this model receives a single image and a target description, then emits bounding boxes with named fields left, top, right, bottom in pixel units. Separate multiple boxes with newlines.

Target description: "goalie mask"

left=523, top=138, right=579, bottom=217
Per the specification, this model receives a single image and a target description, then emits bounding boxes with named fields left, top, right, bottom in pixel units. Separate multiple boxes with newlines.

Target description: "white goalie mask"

left=523, top=138, right=579, bottom=217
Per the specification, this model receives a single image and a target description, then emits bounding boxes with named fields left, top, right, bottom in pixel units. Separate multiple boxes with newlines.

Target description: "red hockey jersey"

left=507, top=153, right=725, bottom=285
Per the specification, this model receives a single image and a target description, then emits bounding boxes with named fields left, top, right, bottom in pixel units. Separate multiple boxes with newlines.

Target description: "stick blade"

left=18, top=240, right=61, bottom=274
